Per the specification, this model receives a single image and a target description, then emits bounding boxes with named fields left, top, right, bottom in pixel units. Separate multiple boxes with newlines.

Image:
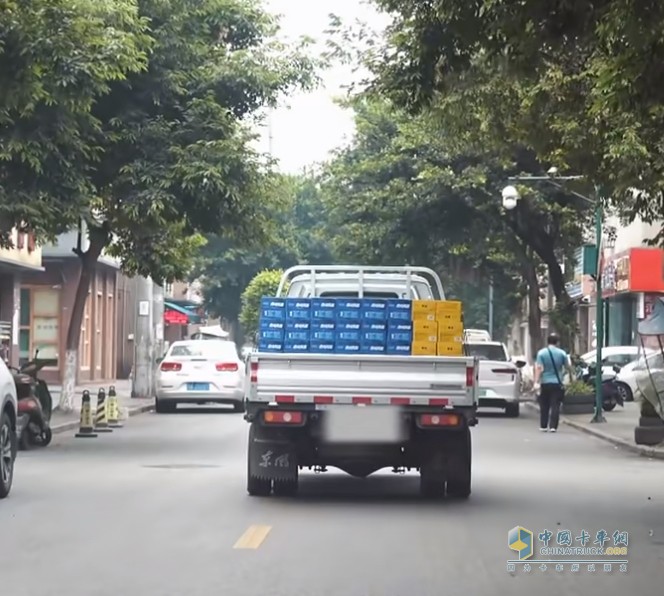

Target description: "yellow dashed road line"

left=233, top=525, right=272, bottom=549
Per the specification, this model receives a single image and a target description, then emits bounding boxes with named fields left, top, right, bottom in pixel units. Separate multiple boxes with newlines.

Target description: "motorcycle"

left=11, top=351, right=56, bottom=449
left=577, top=361, right=625, bottom=412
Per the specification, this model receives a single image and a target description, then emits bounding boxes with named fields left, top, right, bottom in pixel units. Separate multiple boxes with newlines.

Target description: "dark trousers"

left=539, top=384, right=564, bottom=429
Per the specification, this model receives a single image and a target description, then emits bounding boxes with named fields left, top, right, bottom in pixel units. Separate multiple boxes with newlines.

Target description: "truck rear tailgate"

left=248, top=354, right=478, bottom=408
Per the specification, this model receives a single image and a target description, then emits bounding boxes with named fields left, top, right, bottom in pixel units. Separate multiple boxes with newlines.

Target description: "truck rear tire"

left=446, top=429, right=472, bottom=499
left=273, top=474, right=298, bottom=497
left=419, top=450, right=445, bottom=498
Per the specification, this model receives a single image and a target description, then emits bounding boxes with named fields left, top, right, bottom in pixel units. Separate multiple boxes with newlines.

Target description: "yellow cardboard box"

left=435, top=300, right=463, bottom=318
left=438, top=333, right=464, bottom=344
left=437, top=341, right=464, bottom=356
left=412, top=340, right=437, bottom=355
left=437, top=321, right=464, bottom=337
left=412, top=300, right=437, bottom=320
left=413, top=320, right=438, bottom=334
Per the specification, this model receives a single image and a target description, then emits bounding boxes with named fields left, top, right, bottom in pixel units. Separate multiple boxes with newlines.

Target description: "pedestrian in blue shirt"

left=533, top=333, right=572, bottom=432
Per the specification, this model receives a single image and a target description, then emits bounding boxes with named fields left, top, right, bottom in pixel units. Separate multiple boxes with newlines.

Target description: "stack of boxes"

left=258, top=296, right=464, bottom=356
left=411, top=300, right=464, bottom=356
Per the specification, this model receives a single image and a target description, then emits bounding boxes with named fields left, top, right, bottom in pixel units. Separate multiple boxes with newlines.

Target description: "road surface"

left=1, top=407, right=662, bottom=595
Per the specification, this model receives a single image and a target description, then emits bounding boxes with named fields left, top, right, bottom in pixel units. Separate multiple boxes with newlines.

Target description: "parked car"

left=464, top=329, right=492, bottom=342
left=155, top=340, right=246, bottom=413
left=619, top=350, right=662, bottom=402
left=581, top=346, right=654, bottom=400
left=466, top=341, right=523, bottom=417
left=0, top=358, right=18, bottom=498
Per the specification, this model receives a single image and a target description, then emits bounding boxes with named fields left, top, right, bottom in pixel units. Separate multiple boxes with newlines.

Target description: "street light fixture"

left=501, top=173, right=606, bottom=424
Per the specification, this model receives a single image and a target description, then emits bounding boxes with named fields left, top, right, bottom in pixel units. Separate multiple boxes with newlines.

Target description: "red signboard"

left=598, top=247, right=664, bottom=297
left=164, top=309, right=188, bottom=325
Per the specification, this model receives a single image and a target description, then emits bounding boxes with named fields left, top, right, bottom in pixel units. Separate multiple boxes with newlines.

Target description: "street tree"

left=0, top=0, right=150, bottom=245
left=366, top=0, right=664, bottom=233
left=320, top=97, right=584, bottom=345
left=239, top=269, right=284, bottom=340
left=2, top=0, right=316, bottom=410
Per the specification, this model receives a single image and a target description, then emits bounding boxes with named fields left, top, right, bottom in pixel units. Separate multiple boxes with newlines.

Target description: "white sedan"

left=155, top=340, right=246, bottom=413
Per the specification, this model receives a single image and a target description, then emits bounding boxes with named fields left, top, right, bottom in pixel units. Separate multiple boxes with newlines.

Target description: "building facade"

left=0, top=229, right=44, bottom=367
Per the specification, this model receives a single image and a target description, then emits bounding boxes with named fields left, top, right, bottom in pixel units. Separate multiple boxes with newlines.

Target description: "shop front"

left=599, top=247, right=664, bottom=348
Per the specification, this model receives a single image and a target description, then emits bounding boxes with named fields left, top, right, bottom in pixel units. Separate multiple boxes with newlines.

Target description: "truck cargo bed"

left=247, top=353, right=478, bottom=408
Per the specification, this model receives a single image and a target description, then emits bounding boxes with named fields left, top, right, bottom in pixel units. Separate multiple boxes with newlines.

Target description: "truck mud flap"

left=248, top=424, right=297, bottom=482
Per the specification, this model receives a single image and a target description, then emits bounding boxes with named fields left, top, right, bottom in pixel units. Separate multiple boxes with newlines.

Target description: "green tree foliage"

left=239, top=269, right=284, bottom=339
left=195, top=174, right=333, bottom=333
left=320, top=96, right=586, bottom=344
left=1, top=0, right=316, bottom=408
left=367, top=0, right=664, bottom=233
left=0, top=0, right=150, bottom=245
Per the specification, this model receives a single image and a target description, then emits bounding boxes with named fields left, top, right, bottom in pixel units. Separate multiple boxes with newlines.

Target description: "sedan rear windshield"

left=466, top=344, right=508, bottom=361
left=169, top=342, right=237, bottom=359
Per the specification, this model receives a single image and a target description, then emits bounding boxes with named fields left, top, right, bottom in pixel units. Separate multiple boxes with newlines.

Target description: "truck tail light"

left=216, top=362, right=238, bottom=372
left=160, top=361, right=182, bottom=372
left=420, top=414, right=461, bottom=427
left=263, top=411, right=303, bottom=425
left=250, top=362, right=258, bottom=383
left=466, top=367, right=475, bottom=387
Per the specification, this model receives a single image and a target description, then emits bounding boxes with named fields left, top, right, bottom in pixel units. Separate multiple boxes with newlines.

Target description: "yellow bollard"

left=75, top=390, right=98, bottom=438
left=94, top=388, right=113, bottom=433
left=107, top=386, right=123, bottom=428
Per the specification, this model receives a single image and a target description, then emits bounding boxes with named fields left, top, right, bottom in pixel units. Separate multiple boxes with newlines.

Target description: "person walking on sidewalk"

left=533, top=333, right=573, bottom=433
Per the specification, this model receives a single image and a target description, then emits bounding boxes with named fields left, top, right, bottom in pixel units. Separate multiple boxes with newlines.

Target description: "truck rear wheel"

left=247, top=423, right=272, bottom=496
left=419, top=450, right=445, bottom=498
left=446, top=429, right=472, bottom=499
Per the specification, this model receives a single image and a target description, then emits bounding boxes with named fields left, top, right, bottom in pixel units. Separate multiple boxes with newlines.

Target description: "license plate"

left=186, top=383, right=209, bottom=391
left=322, top=406, right=404, bottom=444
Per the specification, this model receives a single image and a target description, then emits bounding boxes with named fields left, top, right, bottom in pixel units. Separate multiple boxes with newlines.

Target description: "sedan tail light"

left=160, top=362, right=182, bottom=372
left=216, top=362, right=239, bottom=372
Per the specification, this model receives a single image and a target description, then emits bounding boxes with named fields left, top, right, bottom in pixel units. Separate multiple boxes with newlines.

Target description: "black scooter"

left=579, top=362, right=624, bottom=412
left=11, top=351, right=56, bottom=449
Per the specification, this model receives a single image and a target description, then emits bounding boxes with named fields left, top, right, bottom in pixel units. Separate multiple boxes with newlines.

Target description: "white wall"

left=605, top=213, right=661, bottom=252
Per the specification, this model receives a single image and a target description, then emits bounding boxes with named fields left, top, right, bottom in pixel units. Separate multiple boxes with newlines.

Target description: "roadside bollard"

left=94, top=388, right=113, bottom=433
left=107, top=385, right=123, bottom=429
left=75, top=390, right=98, bottom=438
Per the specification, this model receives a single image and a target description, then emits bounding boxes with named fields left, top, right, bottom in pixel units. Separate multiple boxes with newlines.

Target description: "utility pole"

left=488, top=278, right=494, bottom=338
left=152, top=281, right=164, bottom=392
left=132, top=275, right=154, bottom=398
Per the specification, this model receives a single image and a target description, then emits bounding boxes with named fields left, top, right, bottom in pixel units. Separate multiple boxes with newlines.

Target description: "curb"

left=51, top=403, right=155, bottom=435
left=524, top=402, right=664, bottom=460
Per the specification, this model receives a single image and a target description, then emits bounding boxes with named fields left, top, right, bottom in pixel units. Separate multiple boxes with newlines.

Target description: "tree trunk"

left=58, top=229, right=108, bottom=412
left=523, top=260, right=542, bottom=361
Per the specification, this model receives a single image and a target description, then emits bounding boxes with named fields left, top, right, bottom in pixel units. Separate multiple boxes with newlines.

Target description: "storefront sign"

left=594, top=247, right=664, bottom=298
left=164, top=309, right=188, bottom=325
left=615, top=255, right=630, bottom=292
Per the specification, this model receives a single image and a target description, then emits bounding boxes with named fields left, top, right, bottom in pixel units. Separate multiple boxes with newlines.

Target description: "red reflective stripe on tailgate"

left=466, top=367, right=475, bottom=387
left=352, top=396, right=372, bottom=405
left=390, top=397, right=410, bottom=406
left=275, top=395, right=295, bottom=403
left=314, top=395, right=334, bottom=404
left=429, top=398, right=449, bottom=406
left=250, top=362, right=258, bottom=383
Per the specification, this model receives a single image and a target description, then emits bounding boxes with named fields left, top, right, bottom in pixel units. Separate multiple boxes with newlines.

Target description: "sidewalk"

left=525, top=399, right=664, bottom=460
left=49, top=379, right=154, bottom=435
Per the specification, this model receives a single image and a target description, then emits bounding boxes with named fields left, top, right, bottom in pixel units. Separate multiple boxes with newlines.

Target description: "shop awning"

left=164, top=301, right=202, bottom=325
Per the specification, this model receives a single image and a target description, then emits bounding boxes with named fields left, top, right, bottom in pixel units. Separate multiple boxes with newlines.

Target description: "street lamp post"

left=501, top=171, right=606, bottom=424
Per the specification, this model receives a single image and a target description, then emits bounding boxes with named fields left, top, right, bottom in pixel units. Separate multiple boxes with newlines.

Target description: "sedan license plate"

left=322, top=406, right=404, bottom=444
left=186, top=383, right=209, bottom=391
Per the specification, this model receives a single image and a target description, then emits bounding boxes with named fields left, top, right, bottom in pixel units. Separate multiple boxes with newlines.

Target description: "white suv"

left=0, top=359, right=17, bottom=498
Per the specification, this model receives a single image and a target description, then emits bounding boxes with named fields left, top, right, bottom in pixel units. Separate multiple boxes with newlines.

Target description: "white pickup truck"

left=244, top=266, right=479, bottom=500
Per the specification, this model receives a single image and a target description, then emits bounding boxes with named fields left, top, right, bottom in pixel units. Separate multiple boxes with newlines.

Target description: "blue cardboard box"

left=259, top=328, right=285, bottom=342
left=258, top=340, right=283, bottom=352
left=336, top=328, right=362, bottom=342
left=286, top=298, right=312, bottom=321
left=363, top=321, right=387, bottom=331
left=284, top=340, right=310, bottom=353
left=260, top=297, right=286, bottom=321
left=361, top=329, right=387, bottom=344
left=387, top=299, right=412, bottom=322
left=336, top=299, right=362, bottom=321
left=386, top=343, right=412, bottom=355
left=311, top=298, right=337, bottom=322
left=387, top=327, right=413, bottom=343
left=311, top=322, right=335, bottom=342
left=259, top=320, right=285, bottom=331
left=335, top=342, right=361, bottom=354
left=310, top=341, right=335, bottom=353
left=285, top=329, right=310, bottom=342
left=361, top=343, right=386, bottom=354
left=286, top=320, right=310, bottom=331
